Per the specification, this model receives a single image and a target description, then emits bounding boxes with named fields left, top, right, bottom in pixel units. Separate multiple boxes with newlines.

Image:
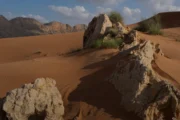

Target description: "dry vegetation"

left=135, top=14, right=162, bottom=35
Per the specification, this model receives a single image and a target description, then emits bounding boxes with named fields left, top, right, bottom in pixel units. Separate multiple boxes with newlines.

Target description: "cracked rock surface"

left=108, top=40, right=180, bottom=120
left=0, top=78, right=64, bottom=120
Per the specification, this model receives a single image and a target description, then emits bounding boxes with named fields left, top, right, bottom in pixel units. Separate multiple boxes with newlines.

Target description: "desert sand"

left=1, top=14, right=180, bottom=119
left=0, top=32, right=140, bottom=120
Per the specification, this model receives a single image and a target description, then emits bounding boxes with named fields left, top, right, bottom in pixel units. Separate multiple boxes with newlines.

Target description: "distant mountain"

left=72, top=24, right=87, bottom=32
left=0, top=15, right=87, bottom=38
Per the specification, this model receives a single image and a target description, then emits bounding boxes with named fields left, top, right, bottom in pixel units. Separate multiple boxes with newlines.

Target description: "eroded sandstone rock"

left=1, top=78, right=64, bottom=120
left=83, top=14, right=112, bottom=48
left=108, top=41, right=180, bottom=120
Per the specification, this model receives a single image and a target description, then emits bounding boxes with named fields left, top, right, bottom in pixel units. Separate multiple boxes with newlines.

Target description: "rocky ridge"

left=0, top=15, right=87, bottom=38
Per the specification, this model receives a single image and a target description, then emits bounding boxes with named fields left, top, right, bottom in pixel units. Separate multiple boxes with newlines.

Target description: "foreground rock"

left=0, top=78, right=64, bottom=120
left=108, top=40, right=180, bottom=120
left=83, top=14, right=112, bottom=48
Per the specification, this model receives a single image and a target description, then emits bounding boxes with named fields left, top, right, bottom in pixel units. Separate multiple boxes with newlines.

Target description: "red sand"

left=0, top=14, right=180, bottom=119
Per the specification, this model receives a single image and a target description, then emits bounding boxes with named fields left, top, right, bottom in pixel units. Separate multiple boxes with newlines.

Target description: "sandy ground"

left=0, top=32, right=139, bottom=120
left=0, top=27, right=180, bottom=119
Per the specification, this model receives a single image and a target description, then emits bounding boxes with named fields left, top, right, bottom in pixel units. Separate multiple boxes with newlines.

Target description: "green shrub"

left=148, top=22, right=162, bottom=35
left=91, top=39, right=103, bottom=48
left=107, top=28, right=119, bottom=37
left=136, top=14, right=162, bottom=35
left=108, top=11, right=123, bottom=24
left=91, top=38, right=123, bottom=49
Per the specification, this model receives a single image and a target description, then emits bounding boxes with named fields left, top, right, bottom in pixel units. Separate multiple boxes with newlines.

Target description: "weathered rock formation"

left=0, top=78, right=64, bottom=120
left=44, top=21, right=73, bottom=34
left=0, top=15, right=87, bottom=38
left=108, top=40, right=180, bottom=120
left=83, top=14, right=112, bottom=48
left=73, top=24, right=87, bottom=32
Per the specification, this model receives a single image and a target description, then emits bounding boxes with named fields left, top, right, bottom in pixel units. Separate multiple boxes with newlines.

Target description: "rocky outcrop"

left=44, top=21, right=72, bottom=33
left=0, top=78, right=64, bottom=120
left=114, top=22, right=128, bottom=35
left=83, top=14, right=112, bottom=48
left=108, top=40, right=180, bottom=120
left=72, top=24, right=87, bottom=32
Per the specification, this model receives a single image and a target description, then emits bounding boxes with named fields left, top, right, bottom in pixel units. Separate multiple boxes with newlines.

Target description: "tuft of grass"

left=91, top=39, right=103, bottom=48
left=106, top=28, right=119, bottom=37
left=148, top=22, right=162, bottom=35
left=108, top=11, right=124, bottom=24
left=91, top=38, right=123, bottom=49
left=135, top=14, right=162, bottom=35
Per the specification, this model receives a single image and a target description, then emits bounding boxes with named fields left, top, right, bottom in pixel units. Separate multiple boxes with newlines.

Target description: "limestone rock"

left=124, top=30, right=138, bottom=44
left=83, top=14, right=112, bottom=48
left=1, top=78, right=64, bottom=120
left=115, top=22, right=128, bottom=35
left=108, top=41, right=180, bottom=120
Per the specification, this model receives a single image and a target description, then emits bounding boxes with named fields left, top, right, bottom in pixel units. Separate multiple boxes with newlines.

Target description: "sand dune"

left=128, top=12, right=180, bottom=29
left=0, top=32, right=139, bottom=119
left=0, top=32, right=83, bottom=63
left=0, top=25, right=180, bottom=119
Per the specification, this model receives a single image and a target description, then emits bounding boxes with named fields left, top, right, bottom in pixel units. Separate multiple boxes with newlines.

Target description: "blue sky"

left=0, top=0, right=180, bottom=25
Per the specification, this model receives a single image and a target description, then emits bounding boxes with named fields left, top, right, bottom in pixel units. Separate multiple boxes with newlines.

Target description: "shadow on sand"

left=67, top=51, right=141, bottom=120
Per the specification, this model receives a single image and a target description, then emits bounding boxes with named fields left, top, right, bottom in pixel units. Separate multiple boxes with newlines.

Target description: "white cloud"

left=1, top=12, right=14, bottom=20
left=49, top=5, right=113, bottom=25
left=123, top=7, right=141, bottom=23
left=22, top=14, right=49, bottom=23
left=139, top=0, right=180, bottom=13
left=48, top=5, right=93, bottom=20
left=96, top=6, right=112, bottom=14
left=77, top=0, right=124, bottom=5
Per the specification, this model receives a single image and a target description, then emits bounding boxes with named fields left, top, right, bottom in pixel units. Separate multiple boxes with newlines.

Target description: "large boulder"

left=0, top=78, right=64, bottom=120
left=108, top=41, right=180, bottom=120
left=83, top=14, right=112, bottom=48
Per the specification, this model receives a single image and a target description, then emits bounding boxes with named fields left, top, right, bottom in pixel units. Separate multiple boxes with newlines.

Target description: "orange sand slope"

left=0, top=32, right=139, bottom=120
left=0, top=30, right=180, bottom=119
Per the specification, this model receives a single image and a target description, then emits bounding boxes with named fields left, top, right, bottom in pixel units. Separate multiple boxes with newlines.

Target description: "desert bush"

left=91, top=39, right=103, bottom=48
left=106, top=28, right=119, bottom=37
left=91, top=38, right=123, bottom=49
left=108, top=11, right=123, bottom=24
left=136, top=15, right=162, bottom=35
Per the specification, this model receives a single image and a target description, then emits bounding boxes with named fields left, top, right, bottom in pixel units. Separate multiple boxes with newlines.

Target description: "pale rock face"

left=2, top=78, right=64, bottom=120
left=83, top=14, right=112, bottom=48
left=108, top=41, right=180, bottom=120
left=115, top=22, right=128, bottom=35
